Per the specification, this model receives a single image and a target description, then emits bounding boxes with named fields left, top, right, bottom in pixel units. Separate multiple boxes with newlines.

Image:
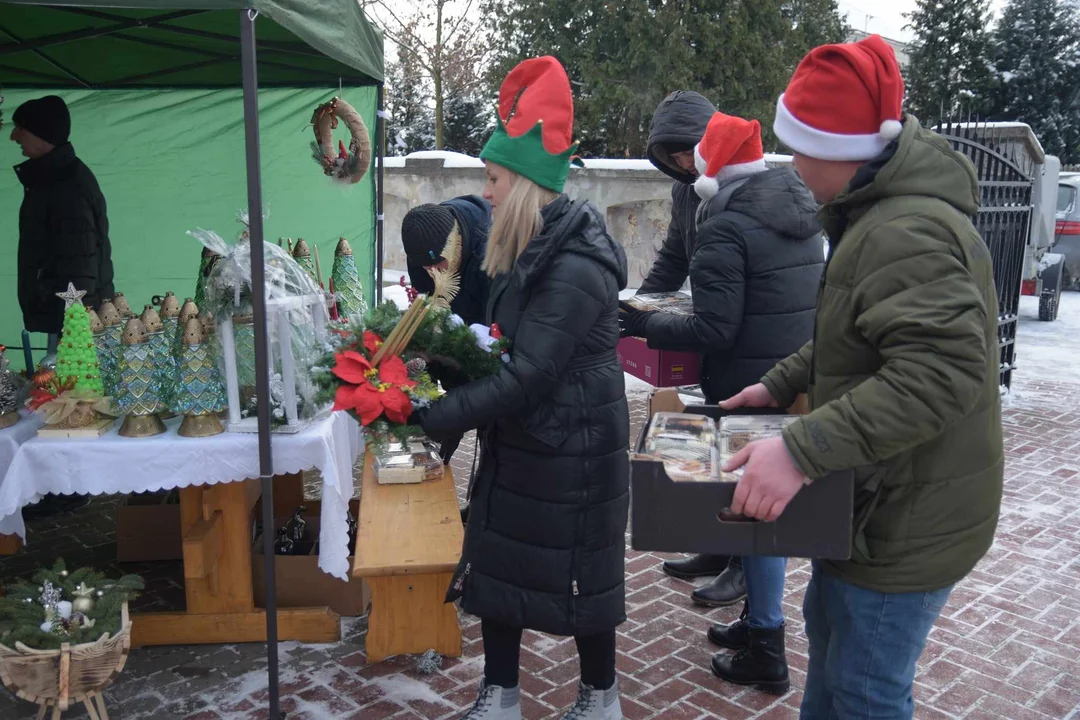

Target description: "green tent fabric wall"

left=0, top=1, right=383, bottom=87
left=1, top=85, right=376, bottom=370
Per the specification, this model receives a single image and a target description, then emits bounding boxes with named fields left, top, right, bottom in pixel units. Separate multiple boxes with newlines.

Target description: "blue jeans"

left=801, top=562, right=953, bottom=719
left=743, top=555, right=787, bottom=629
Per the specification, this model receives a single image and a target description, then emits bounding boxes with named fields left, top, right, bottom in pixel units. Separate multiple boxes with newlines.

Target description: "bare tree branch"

left=372, top=1, right=436, bottom=59
left=445, top=0, right=478, bottom=43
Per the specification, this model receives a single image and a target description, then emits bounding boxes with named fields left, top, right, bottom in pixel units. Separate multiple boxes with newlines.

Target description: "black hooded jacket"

left=406, top=195, right=492, bottom=326
left=16, top=143, right=113, bottom=334
left=420, top=195, right=630, bottom=636
left=641, top=169, right=824, bottom=403
left=639, top=91, right=717, bottom=293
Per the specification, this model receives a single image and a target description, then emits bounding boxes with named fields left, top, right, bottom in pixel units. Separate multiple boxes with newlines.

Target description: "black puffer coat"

left=638, top=91, right=716, bottom=294
left=420, top=195, right=630, bottom=636
left=16, top=143, right=113, bottom=334
left=640, top=169, right=824, bottom=403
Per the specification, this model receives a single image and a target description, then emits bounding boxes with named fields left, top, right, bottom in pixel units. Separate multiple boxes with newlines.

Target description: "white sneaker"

left=462, top=680, right=522, bottom=720
left=559, top=680, right=623, bottom=720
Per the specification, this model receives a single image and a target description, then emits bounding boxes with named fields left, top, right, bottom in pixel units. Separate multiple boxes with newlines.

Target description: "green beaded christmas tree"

left=55, top=284, right=104, bottom=395
left=330, top=237, right=368, bottom=321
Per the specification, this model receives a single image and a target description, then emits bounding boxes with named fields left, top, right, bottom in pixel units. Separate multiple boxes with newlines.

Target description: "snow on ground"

left=1013, top=291, right=1080, bottom=388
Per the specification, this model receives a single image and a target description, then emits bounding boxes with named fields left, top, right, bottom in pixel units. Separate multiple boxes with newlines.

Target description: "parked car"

left=1057, top=173, right=1080, bottom=292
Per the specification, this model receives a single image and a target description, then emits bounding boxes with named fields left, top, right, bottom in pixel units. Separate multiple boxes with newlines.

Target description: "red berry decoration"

left=490, top=324, right=503, bottom=340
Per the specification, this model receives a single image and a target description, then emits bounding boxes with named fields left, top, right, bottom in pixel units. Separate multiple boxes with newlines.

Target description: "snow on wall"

left=380, top=151, right=794, bottom=171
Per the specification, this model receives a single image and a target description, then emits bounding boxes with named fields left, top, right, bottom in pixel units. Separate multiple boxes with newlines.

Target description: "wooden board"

left=0, top=533, right=23, bottom=556
left=36, top=418, right=114, bottom=439
left=129, top=607, right=340, bottom=647
left=179, top=482, right=257, bottom=615
left=365, top=573, right=461, bottom=663
left=353, top=453, right=463, bottom=578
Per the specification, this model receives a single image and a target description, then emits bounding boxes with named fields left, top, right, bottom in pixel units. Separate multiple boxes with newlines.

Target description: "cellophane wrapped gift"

left=643, top=412, right=718, bottom=482
left=373, top=440, right=443, bottom=485
left=718, top=415, right=799, bottom=482
left=624, top=292, right=694, bottom=315
left=191, top=213, right=331, bottom=432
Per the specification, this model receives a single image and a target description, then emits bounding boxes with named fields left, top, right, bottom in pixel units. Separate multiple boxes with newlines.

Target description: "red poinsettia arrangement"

left=330, top=330, right=417, bottom=426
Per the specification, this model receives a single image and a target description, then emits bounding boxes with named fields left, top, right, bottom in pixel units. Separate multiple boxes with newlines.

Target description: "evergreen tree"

left=484, top=0, right=847, bottom=156
left=904, top=0, right=996, bottom=123
left=441, top=33, right=492, bottom=155
left=385, top=23, right=435, bottom=156
left=990, top=0, right=1080, bottom=162
left=368, top=0, right=491, bottom=150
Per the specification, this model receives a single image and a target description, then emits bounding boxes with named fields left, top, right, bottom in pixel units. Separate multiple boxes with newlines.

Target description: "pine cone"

left=405, top=357, right=428, bottom=380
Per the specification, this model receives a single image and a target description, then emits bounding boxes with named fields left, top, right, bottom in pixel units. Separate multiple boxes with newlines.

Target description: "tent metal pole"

left=240, top=8, right=281, bottom=719
left=376, top=82, right=385, bottom=305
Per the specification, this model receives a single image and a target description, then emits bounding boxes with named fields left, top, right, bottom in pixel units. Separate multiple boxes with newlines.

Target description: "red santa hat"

left=774, top=35, right=905, bottom=162
left=692, top=112, right=767, bottom=200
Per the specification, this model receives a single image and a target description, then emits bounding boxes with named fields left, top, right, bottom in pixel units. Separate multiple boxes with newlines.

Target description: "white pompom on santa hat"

left=692, top=113, right=768, bottom=201
left=773, top=34, right=906, bottom=162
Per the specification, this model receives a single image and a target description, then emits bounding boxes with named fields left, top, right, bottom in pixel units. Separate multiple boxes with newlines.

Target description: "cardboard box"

left=116, top=490, right=182, bottom=562
left=617, top=337, right=701, bottom=387
left=631, top=390, right=853, bottom=559
left=618, top=293, right=701, bottom=387
left=252, top=517, right=372, bottom=617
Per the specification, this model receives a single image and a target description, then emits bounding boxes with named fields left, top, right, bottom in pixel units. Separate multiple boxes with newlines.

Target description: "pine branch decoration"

left=0, top=559, right=144, bottom=650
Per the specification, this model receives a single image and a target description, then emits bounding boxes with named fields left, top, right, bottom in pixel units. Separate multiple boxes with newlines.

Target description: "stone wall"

left=383, top=152, right=791, bottom=288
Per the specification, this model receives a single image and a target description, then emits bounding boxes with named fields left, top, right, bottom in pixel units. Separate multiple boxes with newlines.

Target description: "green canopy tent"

left=0, top=2, right=384, bottom=714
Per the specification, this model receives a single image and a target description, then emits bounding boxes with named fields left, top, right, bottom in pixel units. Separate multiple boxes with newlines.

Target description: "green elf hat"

left=480, top=56, right=580, bottom=193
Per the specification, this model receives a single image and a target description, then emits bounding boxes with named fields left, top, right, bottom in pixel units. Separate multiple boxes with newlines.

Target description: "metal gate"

left=935, top=120, right=1035, bottom=390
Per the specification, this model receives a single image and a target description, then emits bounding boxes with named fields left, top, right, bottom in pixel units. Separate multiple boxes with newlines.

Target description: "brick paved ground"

left=2, top=295, right=1079, bottom=719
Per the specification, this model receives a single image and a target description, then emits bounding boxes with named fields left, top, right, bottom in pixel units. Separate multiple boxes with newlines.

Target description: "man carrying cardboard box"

left=722, top=35, right=1004, bottom=718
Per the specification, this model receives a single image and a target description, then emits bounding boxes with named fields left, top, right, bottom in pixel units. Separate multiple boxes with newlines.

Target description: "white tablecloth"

left=0, top=411, right=45, bottom=485
left=0, top=412, right=363, bottom=580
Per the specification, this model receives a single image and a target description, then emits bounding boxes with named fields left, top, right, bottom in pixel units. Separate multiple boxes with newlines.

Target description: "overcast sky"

left=836, top=0, right=1008, bottom=42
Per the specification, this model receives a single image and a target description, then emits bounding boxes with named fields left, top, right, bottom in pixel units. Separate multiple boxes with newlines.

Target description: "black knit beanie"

left=13, top=96, right=71, bottom=147
left=402, top=204, right=455, bottom=266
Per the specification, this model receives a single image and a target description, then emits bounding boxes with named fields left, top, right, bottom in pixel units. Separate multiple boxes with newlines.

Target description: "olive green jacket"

left=763, top=117, right=1004, bottom=593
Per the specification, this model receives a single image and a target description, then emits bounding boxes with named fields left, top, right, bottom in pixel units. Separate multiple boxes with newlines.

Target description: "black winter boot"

left=662, top=553, right=731, bottom=580
left=707, top=601, right=749, bottom=650
left=691, top=557, right=746, bottom=607
left=710, top=625, right=790, bottom=696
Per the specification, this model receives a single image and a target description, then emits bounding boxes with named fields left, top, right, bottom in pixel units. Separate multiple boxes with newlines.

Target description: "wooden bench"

left=352, top=453, right=464, bottom=663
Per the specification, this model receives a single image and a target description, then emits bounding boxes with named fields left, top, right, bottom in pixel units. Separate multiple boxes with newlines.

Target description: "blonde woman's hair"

left=483, top=172, right=558, bottom=277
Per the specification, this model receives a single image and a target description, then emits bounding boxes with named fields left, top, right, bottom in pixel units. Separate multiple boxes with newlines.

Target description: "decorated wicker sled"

left=0, top=603, right=131, bottom=720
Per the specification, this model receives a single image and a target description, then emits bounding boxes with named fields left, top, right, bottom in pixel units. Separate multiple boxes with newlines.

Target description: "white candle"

left=56, top=601, right=72, bottom=619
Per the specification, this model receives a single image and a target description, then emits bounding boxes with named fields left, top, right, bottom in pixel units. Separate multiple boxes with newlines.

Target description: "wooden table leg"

left=0, top=533, right=23, bottom=555
left=365, top=572, right=462, bottom=663
left=130, top=481, right=340, bottom=647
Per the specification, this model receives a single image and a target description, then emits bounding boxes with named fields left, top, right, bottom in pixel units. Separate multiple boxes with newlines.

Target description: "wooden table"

left=130, top=473, right=340, bottom=647
left=0, top=413, right=361, bottom=646
left=352, top=453, right=463, bottom=663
